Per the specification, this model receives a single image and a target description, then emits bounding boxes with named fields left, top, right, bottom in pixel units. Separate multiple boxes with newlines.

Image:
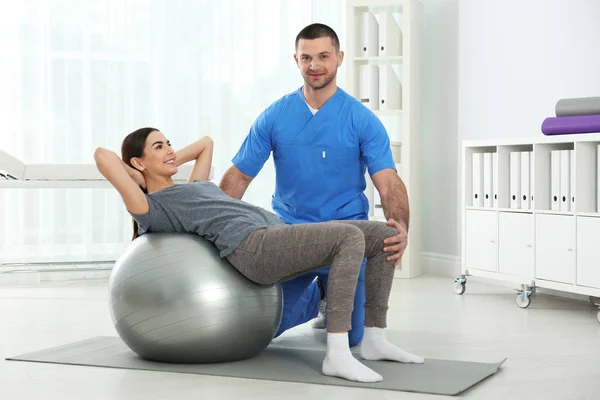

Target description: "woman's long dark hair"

left=121, top=127, right=157, bottom=241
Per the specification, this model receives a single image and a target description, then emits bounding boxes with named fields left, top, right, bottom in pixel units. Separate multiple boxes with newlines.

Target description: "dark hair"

left=121, top=127, right=156, bottom=240
left=295, top=23, right=340, bottom=52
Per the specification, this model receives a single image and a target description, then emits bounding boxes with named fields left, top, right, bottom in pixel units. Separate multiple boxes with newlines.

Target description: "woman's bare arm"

left=94, top=148, right=149, bottom=214
left=175, top=136, right=214, bottom=182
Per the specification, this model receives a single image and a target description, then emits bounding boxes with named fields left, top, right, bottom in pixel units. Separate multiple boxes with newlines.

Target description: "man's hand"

left=383, top=218, right=408, bottom=268
left=371, top=170, right=410, bottom=267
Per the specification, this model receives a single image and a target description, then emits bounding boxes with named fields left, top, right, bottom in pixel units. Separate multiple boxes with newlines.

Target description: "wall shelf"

left=353, top=56, right=403, bottom=64
left=346, top=0, right=423, bottom=278
left=373, top=109, right=402, bottom=117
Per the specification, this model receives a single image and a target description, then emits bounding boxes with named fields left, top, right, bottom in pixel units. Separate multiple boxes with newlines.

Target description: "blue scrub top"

left=232, top=87, right=396, bottom=224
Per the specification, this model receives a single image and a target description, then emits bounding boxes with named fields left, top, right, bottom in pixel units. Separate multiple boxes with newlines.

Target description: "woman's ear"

left=130, top=157, right=144, bottom=172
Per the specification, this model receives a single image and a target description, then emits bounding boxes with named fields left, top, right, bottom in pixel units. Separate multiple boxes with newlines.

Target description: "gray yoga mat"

left=555, top=96, right=600, bottom=116
left=6, top=336, right=505, bottom=396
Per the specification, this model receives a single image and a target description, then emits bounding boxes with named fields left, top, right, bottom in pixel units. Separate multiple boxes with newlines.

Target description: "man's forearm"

left=219, top=166, right=251, bottom=200
left=380, top=176, right=410, bottom=231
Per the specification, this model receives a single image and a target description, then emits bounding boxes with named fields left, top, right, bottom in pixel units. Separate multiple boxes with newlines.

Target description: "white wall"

left=419, top=0, right=600, bottom=276
left=458, top=0, right=600, bottom=142
left=419, top=0, right=460, bottom=262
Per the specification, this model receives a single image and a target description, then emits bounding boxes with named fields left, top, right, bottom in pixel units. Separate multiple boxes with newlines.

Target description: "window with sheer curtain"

left=0, top=0, right=345, bottom=264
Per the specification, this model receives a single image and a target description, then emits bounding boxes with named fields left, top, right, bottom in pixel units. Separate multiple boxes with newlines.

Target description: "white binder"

left=530, top=153, right=535, bottom=209
left=378, top=65, right=402, bottom=111
left=560, top=150, right=571, bottom=211
left=509, top=151, right=521, bottom=209
left=361, top=12, right=379, bottom=58
left=472, top=153, right=483, bottom=207
left=570, top=149, right=575, bottom=210
left=373, top=188, right=385, bottom=217
left=359, top=65, right=379, bottom=110
left=378, top=11, right=402, bottom=57
left=395, top=162, right=402, bottom=179
left=520, top=151, right=531, bottom=210
left=483, top=153, right=493, bottom=207
left=492, top=152, right=498, bottom=207
left=551, top=150, right=561, bottom=211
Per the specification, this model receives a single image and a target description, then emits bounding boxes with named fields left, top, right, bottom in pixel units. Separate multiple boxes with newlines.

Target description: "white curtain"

left=0, top=0, right=345, bottom=264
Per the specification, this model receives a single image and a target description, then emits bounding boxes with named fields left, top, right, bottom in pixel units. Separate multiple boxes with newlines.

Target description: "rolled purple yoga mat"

left=541, top=114, right=600, bottom=135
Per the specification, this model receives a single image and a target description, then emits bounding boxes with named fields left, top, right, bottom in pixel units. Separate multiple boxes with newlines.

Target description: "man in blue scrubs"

left=219, top=24, right=410, bottom=346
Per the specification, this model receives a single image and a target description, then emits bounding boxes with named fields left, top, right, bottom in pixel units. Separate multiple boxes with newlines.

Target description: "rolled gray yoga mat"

left=555, top=96, right=600, bottom=117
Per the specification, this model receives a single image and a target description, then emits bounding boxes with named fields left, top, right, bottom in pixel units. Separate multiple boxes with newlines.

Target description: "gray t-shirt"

left=129, top=181, right=286, bottom=257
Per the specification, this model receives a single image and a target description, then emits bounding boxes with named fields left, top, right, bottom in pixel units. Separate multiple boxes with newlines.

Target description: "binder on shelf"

left=520, top=151, right=531, bottom=210
left=395, top=162, right=402, bottom=180
left=472, top=153, right=483, bottom=207
left=390, top=143, right=401, bottom=164
left=361, top=12, right=379, bottom=58
left=509, top=151, right=521, bottom=209
left=570, top=149, right=575, bottom=209
left=359, top=65, right=379, bottom=110
left=492, top=152, right=498, bottom=207
left=373, top=188, right=385, bottom=217
left=378, top=11, right=402, bottom=57
left=483, top=152, right=493, bottom=207
left=530, top=154, right=535, bottom=208
left=598, top=145, right=600, bottom=212
left=378, top=65, right=402, bottom=111
left=550, top=150, right=561, bottom=211
left=560, top=150, right=571, bottom=211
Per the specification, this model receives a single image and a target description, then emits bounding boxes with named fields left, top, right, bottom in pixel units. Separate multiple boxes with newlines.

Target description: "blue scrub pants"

left=273, top=258, right=367, bottom=347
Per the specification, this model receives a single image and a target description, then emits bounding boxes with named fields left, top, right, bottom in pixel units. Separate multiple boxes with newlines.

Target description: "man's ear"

left=293, top=53, right=299, bottom=67
left=130, top=157, right=144, bottom=172
left=337, top=50, right=344, bottom=67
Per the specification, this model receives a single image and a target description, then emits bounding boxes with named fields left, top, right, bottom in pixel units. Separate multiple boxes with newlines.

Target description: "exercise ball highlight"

left=108, top=232, right=283, bottom=364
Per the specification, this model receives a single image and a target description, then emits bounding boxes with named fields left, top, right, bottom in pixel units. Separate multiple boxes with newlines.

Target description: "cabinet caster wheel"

left=589, top=296, right=600, bottom=306
left=516, top=292, right=531, bottom=309
left=454, top=276, right=467, bottom=295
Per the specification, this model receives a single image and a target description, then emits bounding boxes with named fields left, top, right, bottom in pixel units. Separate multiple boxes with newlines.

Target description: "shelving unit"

left=457, top=133, right=600, bottom=323
left=373, top=110, right=403, bottom=117
left=353, top=56, right=403, bottom=64
left=345, top=0, right=423, bottom=278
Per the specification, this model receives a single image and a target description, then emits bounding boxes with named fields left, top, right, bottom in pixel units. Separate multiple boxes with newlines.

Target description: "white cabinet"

left=465, top=210, right=497, bottom=272
left=498, top=212, right=533, bottom=278
left=461, top=135, right=600, bottom=322
left=577, top=216, right=600, bottom=288
left=535, top=214, right=575, bottom=284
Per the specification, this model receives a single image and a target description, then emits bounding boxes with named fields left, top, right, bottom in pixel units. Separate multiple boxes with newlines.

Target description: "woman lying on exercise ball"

left=94, top=127, right=424, bottom=383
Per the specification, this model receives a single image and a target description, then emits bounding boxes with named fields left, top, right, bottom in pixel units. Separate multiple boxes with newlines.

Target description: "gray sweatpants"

left=225, top=220, right=398, bottom=333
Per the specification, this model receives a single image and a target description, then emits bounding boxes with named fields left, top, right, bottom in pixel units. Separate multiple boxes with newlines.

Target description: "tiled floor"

left=1, top=274, right=599, bottom=399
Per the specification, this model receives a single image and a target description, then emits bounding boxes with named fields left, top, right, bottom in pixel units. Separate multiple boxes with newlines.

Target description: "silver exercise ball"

left=108, top=232, right=283, bottom=364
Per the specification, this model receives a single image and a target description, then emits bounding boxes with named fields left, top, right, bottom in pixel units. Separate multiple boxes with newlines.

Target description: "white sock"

left=360, top=327, right=425, bottom=363
left=322, top=332, right=383, bottom=383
